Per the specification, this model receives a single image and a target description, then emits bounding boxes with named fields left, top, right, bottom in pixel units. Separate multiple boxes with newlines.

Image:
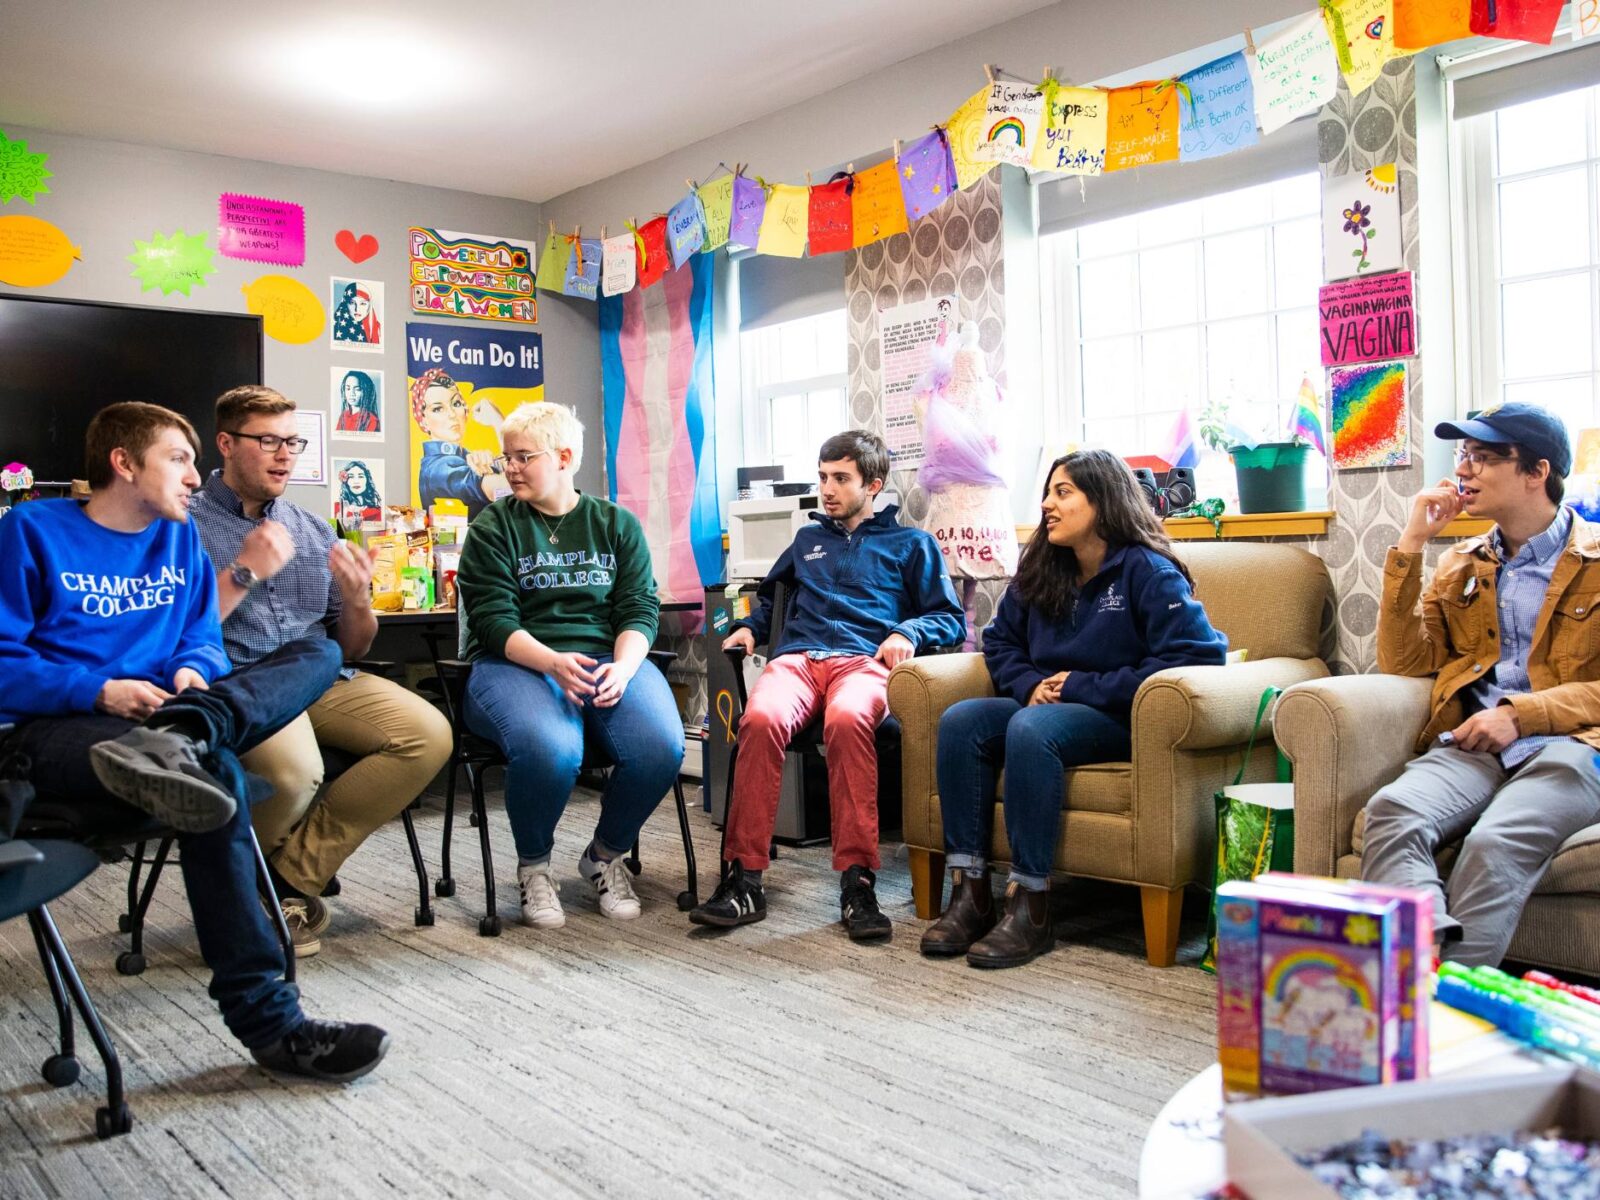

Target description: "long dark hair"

left=1013, top=449, right=1192, bottom=620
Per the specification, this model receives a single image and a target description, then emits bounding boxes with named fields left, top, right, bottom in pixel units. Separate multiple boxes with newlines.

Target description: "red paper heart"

left=335, top=230, right=379, bottom=264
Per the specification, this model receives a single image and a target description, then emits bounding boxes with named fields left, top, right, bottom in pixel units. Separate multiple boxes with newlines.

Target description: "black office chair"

left=1, top=835, right=133, bottom=1138
left=716, top=645, right=907, bottom=880
left=418, top=622, right=698, bottom=937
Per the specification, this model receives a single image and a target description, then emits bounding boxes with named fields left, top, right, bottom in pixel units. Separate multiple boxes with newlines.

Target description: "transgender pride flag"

left=599, top=254, right=722, bottom=608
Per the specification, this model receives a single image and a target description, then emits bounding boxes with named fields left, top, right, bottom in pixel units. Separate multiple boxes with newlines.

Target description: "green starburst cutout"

left=0, top=130, right=53, bottom=205
left=127, top=229, right=217, bottom=296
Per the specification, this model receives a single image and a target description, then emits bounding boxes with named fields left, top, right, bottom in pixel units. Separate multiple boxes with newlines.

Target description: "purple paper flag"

left=729, top=176, right=767, bottom=250
left=897, top=130, right=958, bottom=223
left=667, top=192, right=706, bottom=268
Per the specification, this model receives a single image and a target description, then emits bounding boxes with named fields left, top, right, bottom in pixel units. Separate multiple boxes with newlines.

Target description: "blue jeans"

left=465, top=656, right=684, bottom=863
left=936, top=698, right=1131, bottom=890
left=7, top=637, right=343, bottom=1049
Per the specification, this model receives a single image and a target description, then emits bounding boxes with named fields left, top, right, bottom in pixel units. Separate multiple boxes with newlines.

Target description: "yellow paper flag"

left=1323, top=0, right=1405, bottom=95
left=851, top=160, right=909, bottom=248
left=1031, top=85, right=1109, bottom=175
left=947, top=86, right=1001, bottom=191
left=756, top=183, right=808, bottom=258
left=534, top=230, right=569, bottom=291
left=698, top=176, right=734, bottom=252
left=1103, top=83, right=1180, bottom=173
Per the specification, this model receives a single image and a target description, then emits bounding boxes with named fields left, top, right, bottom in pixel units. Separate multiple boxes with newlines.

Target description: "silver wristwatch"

left=227, top=561, right=260, bottom=590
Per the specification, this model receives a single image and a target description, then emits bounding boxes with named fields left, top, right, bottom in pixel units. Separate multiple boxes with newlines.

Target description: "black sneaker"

left=840, top=865, right=892, bottom=943
left=251, top=1019, right=390, bottom=1083
left=688, top=862, right=767, bottom=928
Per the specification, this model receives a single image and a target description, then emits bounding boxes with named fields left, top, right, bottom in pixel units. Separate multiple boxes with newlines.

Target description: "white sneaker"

left=516, top=864, right=565, bottom=929
left=578, top=849, right=642, bottom=920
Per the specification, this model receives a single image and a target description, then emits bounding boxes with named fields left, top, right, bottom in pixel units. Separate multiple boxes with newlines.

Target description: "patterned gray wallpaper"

left=845, top=172, right=1012, bottom=639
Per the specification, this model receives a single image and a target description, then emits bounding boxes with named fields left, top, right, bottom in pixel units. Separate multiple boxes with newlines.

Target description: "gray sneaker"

left=89, top=726, right=237, bottom=833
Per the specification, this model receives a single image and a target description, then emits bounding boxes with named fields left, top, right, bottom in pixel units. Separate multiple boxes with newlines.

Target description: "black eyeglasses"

left=227, top=431, right=309, bottom=454
left=1454, top=448, right=1518, bottom=475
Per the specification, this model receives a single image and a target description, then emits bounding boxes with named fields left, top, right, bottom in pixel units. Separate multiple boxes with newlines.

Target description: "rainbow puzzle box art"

left=1216, top=878, right=1403, bottom=1098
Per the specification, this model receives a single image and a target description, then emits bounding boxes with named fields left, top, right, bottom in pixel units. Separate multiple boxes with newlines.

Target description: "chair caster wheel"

left=41, top=1054, right=79, bottom=1087
left=676, top=891, right=697, bottom=912
left=117, top=914, right=131, bottom=934
left=115, top=952, right=145, bottom=976
left=435, top=879, right=456, bottom=898
left=468, top=812, right=480, bottom=827
left=478, top=915, right=502, bottom=937
left=95, top=1103, right=133, bottom=1139
left=415, top=907, right=434, bottom=927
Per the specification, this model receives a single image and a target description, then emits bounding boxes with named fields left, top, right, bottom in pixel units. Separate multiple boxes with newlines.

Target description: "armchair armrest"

left=1274, top=674, right=1433, bottom=876
left=887, top=653, right=995, bottom=847
left=1129, top=656, right=1329, bottom=888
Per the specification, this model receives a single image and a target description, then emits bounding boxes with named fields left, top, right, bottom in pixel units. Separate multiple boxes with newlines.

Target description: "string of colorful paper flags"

left=540, top=0, right=1577, bottom=303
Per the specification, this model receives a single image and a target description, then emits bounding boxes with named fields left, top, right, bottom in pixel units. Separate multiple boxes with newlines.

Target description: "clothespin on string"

left=983, top=63, right=996, bottom=86
left=1244, top=26, right=1257, bottom=57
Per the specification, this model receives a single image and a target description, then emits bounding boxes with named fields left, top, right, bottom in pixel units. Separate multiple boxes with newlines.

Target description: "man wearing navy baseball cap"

left=1363, top=400, right=1600, bottom=966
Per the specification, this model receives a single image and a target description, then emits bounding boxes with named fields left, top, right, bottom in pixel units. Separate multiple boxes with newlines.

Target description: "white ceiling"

left=0, top=0, right=1058, bottom=204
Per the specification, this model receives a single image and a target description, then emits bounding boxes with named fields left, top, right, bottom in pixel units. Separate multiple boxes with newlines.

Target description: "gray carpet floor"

left=0, top=782, right=1217, bottom=1199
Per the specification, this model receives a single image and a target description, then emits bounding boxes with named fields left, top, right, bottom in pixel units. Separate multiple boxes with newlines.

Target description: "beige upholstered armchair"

left=1275, top=675, right=1600, bottom=975
left=888, top=541, right=1331, bottom=967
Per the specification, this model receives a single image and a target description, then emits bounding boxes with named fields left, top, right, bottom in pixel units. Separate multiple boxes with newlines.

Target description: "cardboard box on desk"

left=1225, top=1064, right=1600, bottom=1200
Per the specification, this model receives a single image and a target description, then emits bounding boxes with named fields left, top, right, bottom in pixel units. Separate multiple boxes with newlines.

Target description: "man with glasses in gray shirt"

left=191, top=386, right=451, bottom=956
left=1366, top=402, right=1600, bottom=967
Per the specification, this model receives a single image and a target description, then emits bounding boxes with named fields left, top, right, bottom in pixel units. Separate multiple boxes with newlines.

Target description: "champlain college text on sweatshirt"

left=457, top=493, right=660, bottom=660
left=0, top=499, right=231, bottom=724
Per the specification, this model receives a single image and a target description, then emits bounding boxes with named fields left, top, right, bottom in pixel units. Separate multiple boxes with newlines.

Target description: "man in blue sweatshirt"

left=690, top=430, right=964, bottom=941
left=0, top=402, right=389, bottom=1082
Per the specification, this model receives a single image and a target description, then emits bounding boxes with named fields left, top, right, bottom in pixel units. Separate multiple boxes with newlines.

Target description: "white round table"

left=1137, top=1012, right=1542, bottom=1200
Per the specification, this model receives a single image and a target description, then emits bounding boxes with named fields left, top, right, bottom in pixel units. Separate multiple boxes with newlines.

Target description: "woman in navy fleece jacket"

left=922, top=449, right=1226, bottom=969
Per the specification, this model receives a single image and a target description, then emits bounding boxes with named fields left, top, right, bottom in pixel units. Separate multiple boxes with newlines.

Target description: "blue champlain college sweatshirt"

left=735, top=505, right=965, bottom=658
left=983, top=544, right=1228, bottom=718
left=0, top=499, right=231, bottom=725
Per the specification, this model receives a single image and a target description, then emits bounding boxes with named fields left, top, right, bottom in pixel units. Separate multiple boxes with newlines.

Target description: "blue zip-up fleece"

left=0, top=499, right=231, bottom=725
left=734, top=505, right=965, bottom=658
left=983, top=544, right=1227, bottom=718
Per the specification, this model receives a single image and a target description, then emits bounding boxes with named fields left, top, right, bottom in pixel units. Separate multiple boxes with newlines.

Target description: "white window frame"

left=738, top=310, right=848, bottom=483
left=1040, top=171, right=1323, bottom=455
left=1445, top=35, right=1600, bottom=422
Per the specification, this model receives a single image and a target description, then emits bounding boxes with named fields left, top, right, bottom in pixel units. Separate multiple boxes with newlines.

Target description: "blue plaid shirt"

left=1467, top=505, right=1574, bottom=768
left=190, top=471, right=345, bottom=671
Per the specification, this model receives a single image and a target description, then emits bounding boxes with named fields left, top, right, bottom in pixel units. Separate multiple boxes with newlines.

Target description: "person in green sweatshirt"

left=456, top=401, right=683, bottom=929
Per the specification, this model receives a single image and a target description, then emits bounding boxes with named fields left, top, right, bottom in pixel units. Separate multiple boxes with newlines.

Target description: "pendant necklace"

left=536, top=502, right=574, bottom=544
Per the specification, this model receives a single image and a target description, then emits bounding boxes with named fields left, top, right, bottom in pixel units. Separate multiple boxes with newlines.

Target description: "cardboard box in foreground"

left=1225, top=1064, right=1600, bottom=1199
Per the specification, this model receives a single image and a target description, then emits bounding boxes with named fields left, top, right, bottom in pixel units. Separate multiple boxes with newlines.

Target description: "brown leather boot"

left=966, top=882, right=1054, bottom=969
left=919, top=869, right=997, bottom=957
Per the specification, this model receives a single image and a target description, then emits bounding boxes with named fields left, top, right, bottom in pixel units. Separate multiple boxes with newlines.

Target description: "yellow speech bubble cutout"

left=241, top=273, right=325, bottom=344
left=0, top=214, right=81, bottom=287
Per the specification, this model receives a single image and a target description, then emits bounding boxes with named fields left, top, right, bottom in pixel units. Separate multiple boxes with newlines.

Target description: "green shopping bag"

left=1199, top=686, right=1294, bottom=973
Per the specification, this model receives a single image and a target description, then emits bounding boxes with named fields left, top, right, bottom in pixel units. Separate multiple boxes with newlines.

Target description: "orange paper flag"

left=1103, top=82, right=1180, bottom=173
left=807, top=178, right=854, bottom=255
left=850, top=160, right=908, bottom=248
left=1393, top=0, right=1471, bottom=48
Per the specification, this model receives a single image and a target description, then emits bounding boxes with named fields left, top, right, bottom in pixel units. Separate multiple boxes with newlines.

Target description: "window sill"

left=1014, top=510, right=1335, bottom=543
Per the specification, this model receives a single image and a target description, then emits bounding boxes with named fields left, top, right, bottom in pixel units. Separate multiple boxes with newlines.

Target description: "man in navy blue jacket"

left=690, top=431, right=964, bottom=941
left=0, top=402, right=389, bottom=1082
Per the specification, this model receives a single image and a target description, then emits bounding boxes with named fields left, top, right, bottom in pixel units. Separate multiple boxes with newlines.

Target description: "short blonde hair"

left=500, top=401, right=584, bottom=472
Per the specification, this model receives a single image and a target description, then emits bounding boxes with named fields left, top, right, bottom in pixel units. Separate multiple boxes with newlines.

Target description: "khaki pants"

left=244, top=671, right=452, bottom=896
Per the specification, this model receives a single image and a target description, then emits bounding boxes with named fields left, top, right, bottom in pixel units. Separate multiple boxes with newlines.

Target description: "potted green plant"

left=1200, top=400, right=1310, bottom=515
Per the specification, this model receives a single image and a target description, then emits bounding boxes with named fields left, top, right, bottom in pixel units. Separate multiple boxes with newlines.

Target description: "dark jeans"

left=464, top=655, right=683, bottom=863
left=936, top=697, right=1131, bottom=889
left=4, top=637, right=343, bottom=1049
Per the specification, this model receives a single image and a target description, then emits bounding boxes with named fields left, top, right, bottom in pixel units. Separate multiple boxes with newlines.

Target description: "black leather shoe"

left=840, top=865, right=892, bottom=943
left=920, top=868, right=997, bottom=957
left=966, top=882, right=1053, bottom=969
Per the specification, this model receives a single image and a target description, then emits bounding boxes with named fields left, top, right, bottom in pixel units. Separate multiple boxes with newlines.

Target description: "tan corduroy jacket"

left=1378, top=514, right=1600, bottom=752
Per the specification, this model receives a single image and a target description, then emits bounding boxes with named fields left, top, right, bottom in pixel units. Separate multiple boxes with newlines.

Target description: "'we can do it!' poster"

left=405, top=321, right=544, bottom=522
